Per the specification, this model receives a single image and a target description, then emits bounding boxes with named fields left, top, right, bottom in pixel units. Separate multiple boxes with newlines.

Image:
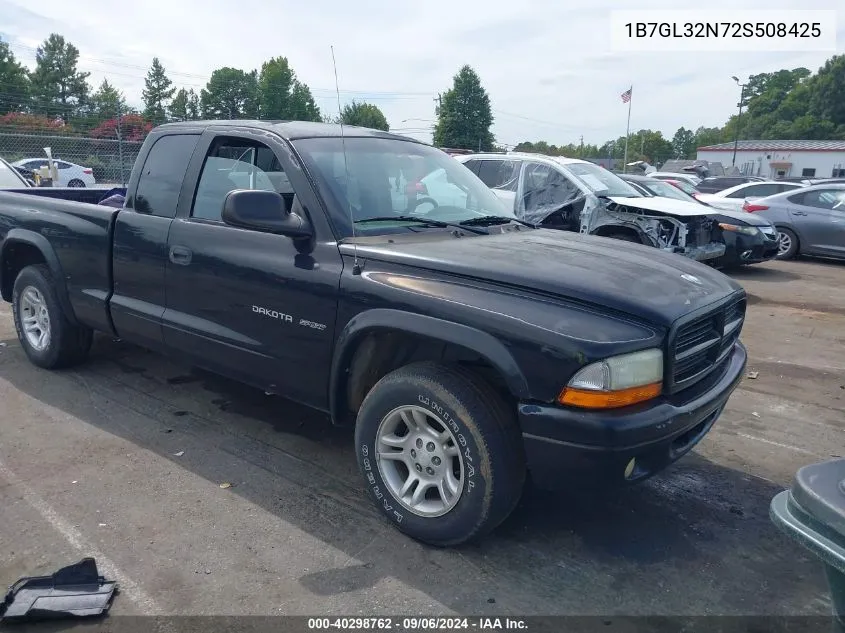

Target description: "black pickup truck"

left=0, top=121, right=748, bottom=546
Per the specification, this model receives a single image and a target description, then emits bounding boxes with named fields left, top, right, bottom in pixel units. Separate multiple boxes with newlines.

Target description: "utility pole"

left=116, top=101, right=125, bottom=186
left=579, top=135, right=584, bottom=157
left=731, top=77, right=746, bottom=169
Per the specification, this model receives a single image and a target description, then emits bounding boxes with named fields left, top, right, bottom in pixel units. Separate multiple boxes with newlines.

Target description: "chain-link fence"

left=0, top=128, right=141, bottom=187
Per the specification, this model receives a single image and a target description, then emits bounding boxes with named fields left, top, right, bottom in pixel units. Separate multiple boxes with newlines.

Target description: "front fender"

left=1, top=229, right=78, bottom=324
left=329, top=308, right=530, bottom=424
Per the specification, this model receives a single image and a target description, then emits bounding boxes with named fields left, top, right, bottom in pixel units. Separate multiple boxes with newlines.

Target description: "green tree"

left=89, top=79, right=125, bottom=119
left=693, top=126, right=724, bottom=149
left=258, top=56, right=294, bottom=119
left=170, top=88, right=200, bottom=121
left=806, top=55, right=845, bottom=132
left=671, top=127, right=696, bottom=158
left=200, top=68, right=259, bottom=119
left=339, top=100, right=388, bottom=130
left=0, top=38, right=29, bottom=113
left=142, top=57, right=175, bottom=124
left=288, top=81, right=321, bottom=121
left=28, top=34, right=90, bottom=123
left=257, top=56, right=322, bottom=121
left=433, top=65, right=494, bottom=151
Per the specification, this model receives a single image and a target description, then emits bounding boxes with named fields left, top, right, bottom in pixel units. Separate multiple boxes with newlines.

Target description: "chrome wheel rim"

left=375, top=405, right=464, bottom=517
left=19, top=286, right=51, bottom=351
left=777, top=231, right=792, bottom=255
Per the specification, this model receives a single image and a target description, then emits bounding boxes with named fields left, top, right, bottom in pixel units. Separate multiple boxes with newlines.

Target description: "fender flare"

left=329, top=308, right=530, bottom=424
left=1, top=229, right=78, bottom=324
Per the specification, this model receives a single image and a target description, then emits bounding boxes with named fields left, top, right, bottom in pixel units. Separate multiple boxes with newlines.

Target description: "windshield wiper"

left=458, top=215, right=535, bottom=228
left=354, top=216, right=488, bottom=234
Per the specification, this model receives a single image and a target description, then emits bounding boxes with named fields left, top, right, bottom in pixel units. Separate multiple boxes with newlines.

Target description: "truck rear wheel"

left=354, top=361, right=525, bottom=546
left=12, top=264, right=93, bottom=369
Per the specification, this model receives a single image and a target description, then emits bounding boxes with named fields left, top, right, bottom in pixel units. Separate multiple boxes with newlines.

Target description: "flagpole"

left=622, top=86, right=632, bottom=173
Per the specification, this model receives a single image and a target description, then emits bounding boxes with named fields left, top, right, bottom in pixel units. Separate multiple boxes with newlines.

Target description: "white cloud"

left=2, top=0, right=843, bottom=146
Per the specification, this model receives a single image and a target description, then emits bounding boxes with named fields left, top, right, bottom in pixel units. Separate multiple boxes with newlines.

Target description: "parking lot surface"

left=1, top=257, right=843, bottom=617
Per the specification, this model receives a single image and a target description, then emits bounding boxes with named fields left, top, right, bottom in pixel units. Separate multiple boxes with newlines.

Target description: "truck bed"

left=0, top=189, right=120, bottom=334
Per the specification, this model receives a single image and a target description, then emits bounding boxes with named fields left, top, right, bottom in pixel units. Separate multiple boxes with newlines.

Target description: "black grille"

left=669, top=297, right=746, bottom=392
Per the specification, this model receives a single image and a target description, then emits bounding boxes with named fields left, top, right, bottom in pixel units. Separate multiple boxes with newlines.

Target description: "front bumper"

left=718, top=232, right=779, bottom=267
left=519, top=341, right=747, bottom=489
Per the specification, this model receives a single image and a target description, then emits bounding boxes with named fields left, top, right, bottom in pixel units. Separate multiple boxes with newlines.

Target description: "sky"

left=1, top=0, right=843, bottom=147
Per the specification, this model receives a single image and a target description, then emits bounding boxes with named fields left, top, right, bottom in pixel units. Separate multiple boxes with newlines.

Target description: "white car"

left=12, top=157, right=96, bottom=187
left=456, top=152, right=726, bottom=263
left=648, top=172, right=702, bottom=187
left=697, top=181, right=804, bottom=212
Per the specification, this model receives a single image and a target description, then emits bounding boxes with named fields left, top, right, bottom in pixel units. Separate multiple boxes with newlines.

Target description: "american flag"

left=621, top=87, right=632, bottom=103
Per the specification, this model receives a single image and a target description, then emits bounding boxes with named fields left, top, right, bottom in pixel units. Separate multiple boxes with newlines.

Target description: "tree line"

left=512, top=55, right=845, bottom=165
left=0, top=33, right=391, bottom=139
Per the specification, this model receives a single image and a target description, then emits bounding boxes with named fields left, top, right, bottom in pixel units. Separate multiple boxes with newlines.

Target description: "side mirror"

left=221, top=189, right=312, bottom=238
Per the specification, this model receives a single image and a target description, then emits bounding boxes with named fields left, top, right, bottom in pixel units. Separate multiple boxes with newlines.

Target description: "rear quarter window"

left=131, top=134, right=200, bottom=218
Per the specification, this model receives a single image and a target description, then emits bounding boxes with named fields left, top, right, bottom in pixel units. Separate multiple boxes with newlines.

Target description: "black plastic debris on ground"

left=0, top=558, right=117, bottom=622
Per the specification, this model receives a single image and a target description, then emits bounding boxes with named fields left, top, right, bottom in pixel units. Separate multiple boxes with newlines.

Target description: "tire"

left=68, top=179, right=86, bottom=188
left=354, top=361, right=525, bottom=546
left=606, top=232, right=642, bottom=244
left=775, top=227, right=799, bottom=260
left=12, top=264, right=93, bottom=369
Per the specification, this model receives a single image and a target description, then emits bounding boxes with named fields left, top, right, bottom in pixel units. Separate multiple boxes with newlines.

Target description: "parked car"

left=0, top=120, right=748, bottom=546
left=698, top=181, right=805, bottom=212
left=651, top=176, right=704, bottom=200
left=0, top=156, right=32, bottom=188
left=648, top=171, right=702, bottom=187
left=620, top=174, right=779, bottom=268
left=696, top=176, right=766, bottom=194
left=744, top=184, right=845, bottom=261
left=456, top=152, right=726, bottom=263
left=11, top=157, right=96, bottom=187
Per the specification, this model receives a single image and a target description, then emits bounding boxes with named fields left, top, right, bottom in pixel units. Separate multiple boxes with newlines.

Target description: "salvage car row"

left=449, top=152, right=845, bottom=266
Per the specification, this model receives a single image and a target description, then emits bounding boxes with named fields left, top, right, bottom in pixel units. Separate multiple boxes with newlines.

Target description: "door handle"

left=792, top=211, right=808, bottom=216
left=169, top=245, right=192, bottom=265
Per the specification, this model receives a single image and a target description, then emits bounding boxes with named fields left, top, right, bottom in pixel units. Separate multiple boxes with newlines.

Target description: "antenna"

left=331, top=45, right=360, bottom=275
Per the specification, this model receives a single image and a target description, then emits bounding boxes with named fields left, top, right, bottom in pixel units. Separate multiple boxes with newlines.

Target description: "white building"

left=696, top=140, right=845, bottom=179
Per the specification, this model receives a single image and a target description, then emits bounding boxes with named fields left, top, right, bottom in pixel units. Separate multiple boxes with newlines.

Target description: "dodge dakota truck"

left=0, top=121, right=748, bottom=546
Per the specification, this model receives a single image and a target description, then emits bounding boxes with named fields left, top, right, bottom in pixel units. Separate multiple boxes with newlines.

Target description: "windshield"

left=293, top=137, right=512, bottom=238
left=563, top=162, right=642, bottom=198
left=0, top=160, right=27, bottom=188
left=642, top=179, right=696, bottom=202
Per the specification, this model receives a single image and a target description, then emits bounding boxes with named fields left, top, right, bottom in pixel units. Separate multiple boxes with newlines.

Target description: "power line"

left=8, top=42, right=437, bottom=100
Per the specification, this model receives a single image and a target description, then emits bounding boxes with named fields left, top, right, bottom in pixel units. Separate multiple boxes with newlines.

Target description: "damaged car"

left=456, top=153, right=726, bottom=263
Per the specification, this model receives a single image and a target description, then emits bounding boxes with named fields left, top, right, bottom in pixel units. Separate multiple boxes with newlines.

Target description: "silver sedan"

left=742, top=184, right=845, bottom=261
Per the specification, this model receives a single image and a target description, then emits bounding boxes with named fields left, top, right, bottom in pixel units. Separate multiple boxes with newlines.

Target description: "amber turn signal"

left=558, top=382, right=662, bottom=409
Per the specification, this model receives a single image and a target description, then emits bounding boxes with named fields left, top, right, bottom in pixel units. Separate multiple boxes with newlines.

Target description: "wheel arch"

left=591, top=223, right=650, bottom=245
left=329, top=309, right=530, bottom=426
left=1, top=229, right=78, bottom=324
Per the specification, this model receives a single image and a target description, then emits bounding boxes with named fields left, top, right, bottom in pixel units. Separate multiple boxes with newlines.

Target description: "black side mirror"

left=221, top=189, right=312, bottom=238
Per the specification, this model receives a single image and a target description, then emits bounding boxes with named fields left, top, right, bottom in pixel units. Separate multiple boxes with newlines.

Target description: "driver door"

left=162, top=130, right=343, bottom=408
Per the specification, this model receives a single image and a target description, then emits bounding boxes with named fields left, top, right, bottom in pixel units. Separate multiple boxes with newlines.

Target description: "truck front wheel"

left=354, top=361, right=525, bottom=546
left=12, top=264, right=93, bottom=369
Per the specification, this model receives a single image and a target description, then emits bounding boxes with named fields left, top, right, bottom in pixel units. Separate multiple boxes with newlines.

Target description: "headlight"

left=558, top=348, right=663, bottom=409
left=718, top=223, right=760, bottom=236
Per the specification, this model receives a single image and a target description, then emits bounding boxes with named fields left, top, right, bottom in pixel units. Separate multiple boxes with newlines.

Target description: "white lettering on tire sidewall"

left=359, top=394, right=478, bottom=526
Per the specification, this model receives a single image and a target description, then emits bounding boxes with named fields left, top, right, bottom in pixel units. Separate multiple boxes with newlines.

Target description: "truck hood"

left=607, top=196, right=713, bottom=217
left=344, top=228, right=743, bottom=327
